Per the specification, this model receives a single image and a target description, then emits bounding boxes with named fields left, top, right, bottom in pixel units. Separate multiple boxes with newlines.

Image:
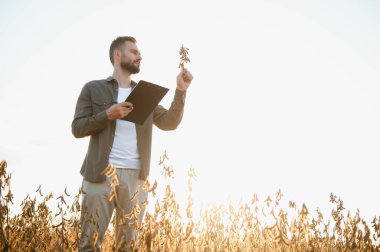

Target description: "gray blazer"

left=72, top=76, right=186, bottom=182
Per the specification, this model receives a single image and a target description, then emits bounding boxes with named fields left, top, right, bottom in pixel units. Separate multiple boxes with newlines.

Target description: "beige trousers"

left=79, top=168, right=147, bottom=252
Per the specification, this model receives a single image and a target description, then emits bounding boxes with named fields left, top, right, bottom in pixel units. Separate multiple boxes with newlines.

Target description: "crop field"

left=0, top=159, right=379, bottom=251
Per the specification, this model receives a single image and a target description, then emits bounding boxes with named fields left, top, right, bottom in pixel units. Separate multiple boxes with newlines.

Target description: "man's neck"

left=112, top=69, right=132, bottom=88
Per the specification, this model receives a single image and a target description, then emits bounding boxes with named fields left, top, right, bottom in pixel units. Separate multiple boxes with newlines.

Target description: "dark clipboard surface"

left=121, top=80, right=169, bottom=125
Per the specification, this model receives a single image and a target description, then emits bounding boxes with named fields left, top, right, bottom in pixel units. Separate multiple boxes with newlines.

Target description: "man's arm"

left=71, top=83, right=109, bottom=138
left=71, top=83, right=134, bottom=138
left=153, top=89, right=186, bottom=130
left=153, top=68, right=193, bottom=130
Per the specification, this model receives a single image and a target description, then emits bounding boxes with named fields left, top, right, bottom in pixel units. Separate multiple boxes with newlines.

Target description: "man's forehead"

left=123, top=41, right=139, bottom=51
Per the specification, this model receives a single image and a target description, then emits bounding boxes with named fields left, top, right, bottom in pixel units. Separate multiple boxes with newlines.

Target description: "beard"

left=120, top=56, right=140, bottom=74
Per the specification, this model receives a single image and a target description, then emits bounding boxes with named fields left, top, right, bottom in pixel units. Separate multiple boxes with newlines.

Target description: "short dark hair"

left=109, top=36, right=137, bottom=65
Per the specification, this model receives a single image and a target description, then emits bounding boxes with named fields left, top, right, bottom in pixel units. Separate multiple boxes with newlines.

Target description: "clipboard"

left=121, top=80, right=169, bottom=124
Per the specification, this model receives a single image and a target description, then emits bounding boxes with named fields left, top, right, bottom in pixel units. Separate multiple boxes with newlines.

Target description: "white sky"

left=1, top=0, right=380, bottom=222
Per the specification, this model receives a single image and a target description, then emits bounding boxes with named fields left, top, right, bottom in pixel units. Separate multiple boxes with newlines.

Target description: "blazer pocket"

left=92, top=100, right=115, bottom=114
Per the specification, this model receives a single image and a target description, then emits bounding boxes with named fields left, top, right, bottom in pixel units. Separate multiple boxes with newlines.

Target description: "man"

left=72, top=36, right=193, bottom=251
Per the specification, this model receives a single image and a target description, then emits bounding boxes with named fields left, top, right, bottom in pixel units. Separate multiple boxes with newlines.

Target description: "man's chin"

left=130, top=63, right=140, bottom=74
left=120, top=62, right=140, bottom=74
left=134, top=64, right=140, bottom=72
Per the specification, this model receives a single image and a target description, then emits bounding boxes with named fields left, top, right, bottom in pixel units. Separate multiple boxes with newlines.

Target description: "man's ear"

left=114, top=49, right=121, bottom=62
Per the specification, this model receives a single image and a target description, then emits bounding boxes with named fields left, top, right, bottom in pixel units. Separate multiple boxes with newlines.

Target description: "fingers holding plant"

left=177, top=44, right=193, bottom=91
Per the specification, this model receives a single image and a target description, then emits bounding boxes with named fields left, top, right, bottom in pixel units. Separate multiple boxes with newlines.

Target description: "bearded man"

left=72, top=36, right=193, bottom=251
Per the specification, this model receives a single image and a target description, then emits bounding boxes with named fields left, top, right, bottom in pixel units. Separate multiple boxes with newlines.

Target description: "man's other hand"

left=106, top=102, right=133, bottom=120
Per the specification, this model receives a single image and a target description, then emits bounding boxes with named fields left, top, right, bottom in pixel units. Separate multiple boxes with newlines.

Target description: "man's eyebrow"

left=129, top=48, right=141, bottom=54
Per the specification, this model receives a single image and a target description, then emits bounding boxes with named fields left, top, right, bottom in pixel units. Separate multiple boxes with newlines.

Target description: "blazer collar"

left=106, top=76, right=137, bottom=88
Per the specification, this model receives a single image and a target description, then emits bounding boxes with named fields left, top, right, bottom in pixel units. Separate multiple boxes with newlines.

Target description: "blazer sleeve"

left=153, top=89, right=186, bottom=131
left=71, top=83, right=110, bottom=138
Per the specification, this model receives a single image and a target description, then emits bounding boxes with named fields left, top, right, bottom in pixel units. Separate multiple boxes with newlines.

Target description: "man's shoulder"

left=85, top=78, right=110, bottom=86
left=83, top=78, right=111, bottom=89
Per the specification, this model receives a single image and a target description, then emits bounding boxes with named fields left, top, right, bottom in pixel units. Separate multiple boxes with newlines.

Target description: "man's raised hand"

left=177, top=67, right=193, bottom=92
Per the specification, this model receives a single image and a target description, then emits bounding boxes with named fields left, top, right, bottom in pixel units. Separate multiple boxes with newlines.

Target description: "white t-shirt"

left=108, top=87, right=141, bottom=169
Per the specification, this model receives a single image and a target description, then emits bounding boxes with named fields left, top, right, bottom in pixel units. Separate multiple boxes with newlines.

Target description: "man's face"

left=118, top=41, right=142, bottom=74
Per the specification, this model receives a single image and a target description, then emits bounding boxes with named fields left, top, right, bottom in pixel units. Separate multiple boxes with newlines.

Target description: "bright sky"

left=1, top=0, right=380, bottom=222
